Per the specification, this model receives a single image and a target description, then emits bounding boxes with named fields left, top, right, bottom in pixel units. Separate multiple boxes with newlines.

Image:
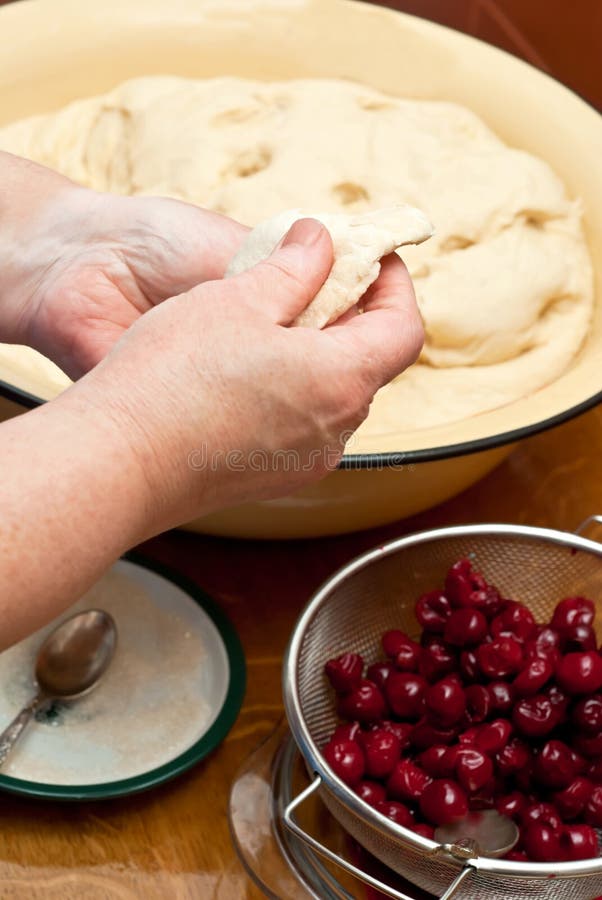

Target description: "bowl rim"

left=282, top=521, right=602, bottom=876
left=2, top=379, right=601, bottom=467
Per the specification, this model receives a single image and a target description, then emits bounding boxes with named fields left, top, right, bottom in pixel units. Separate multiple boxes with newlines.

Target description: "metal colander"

left=283, top=520, right=602, bottom=900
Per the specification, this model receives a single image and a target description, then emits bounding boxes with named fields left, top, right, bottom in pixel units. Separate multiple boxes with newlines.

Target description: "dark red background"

left=373, top=0, right=601, bottom=109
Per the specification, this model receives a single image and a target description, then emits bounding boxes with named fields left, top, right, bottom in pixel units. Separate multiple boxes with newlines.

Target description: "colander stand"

left=284, top=775, right=477, bottom=899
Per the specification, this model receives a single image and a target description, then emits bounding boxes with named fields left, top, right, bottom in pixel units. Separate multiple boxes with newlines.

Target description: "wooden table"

left=1, top=1, right=601, bottom=898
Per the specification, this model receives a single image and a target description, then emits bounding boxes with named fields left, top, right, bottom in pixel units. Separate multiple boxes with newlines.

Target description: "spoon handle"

left=0, top=693, right=43, bottom=767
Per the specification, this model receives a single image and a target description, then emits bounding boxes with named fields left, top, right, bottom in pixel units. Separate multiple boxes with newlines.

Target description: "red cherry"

left=415, top=593, right=452, bottom=633
left=557, top=652, right=602, bottom=695
left=375, top=720, right=413, bottom=749
left=491, top=603, right=537, bottom=643
left=363, top=728, right=402, bottom=779
left=464, top=684, right=491, bottom=723
left=382, top=629, right=414, bottom=658
left=469, top=775, right=503, bottom=811
left=444, top=560, right=474, bottom=607
left=419, top=745, right=454, bottom=778
left=534, top=625, right=563, bottom=646
left=585, top=786, right=602, bottom=826
left=338, top=680, right=387, bottom=724
left=588, top=758, right=602, bottom=784
left=572, top=731, right=602, bottom=758
left=419, top=641, right=457, bottom=682
left=534, top=740, right=578, bottom=789
left=477, top=636, right=523, bottom=679
left=420, top=778, right=468, bottom=825
left=562, top=624, right=597, bottom=653
left=521, top=802, right=562, bottom=833
left=515, top=759, right=536, bottom=794
left=523, top=823, right=561, bottom=862
left=569, top=746, right=587, bottom=774
left=496, top=791, right=527, bottom=821
left=366, top=661, right=394, bottom=692
left=425, top=679, right=467, bottom=727
left=332, top=721, right=363, bottom=744
left=475, top=719, right=512, bottom=755
left=394, top=640, right=422, bottom=672
left=455, top=747, right=493, bottom=793
left=467, top=586, right=504, bottom=619
left=459, top=649, right=480, bottom=682
left=487, top=681, right=515, bottom=715
left=525, top=626, right=562, bottom=665
left=551, top=596, right=595, bottom=631
left=512, top=658, right=553, bottom=696
left=441, top=743, right=462, bottom=778
left=375, top=800, right=414, bottom=828
left=513, top=694, right=560, bottom=737
left=385, top=672, right=426, bottom=720
left=572, top=695, right=602, bottom=734
left=458, top=725, right=481, bottom=744
left=560, top=824, right=599, bottom=861
left=440, top=744, right=463, bottom=771
left=444, top=608, right=488, bottom=647
left=325, top=653, right=364, bottom=693
left=504, top=850, right=528, bottom=862
left=446, top=559, right=490, bottom=596
left=545, top=684, right=571, bottom=717
left=410, top=719, right=458, bottom=750
left=495, top=737, right=531, bottom=776
left=323, top=739, right=364, bottom=785
left=420, top=631, right=444, bottom=649
left=411, top=823, right=435, bottom=840
left=387, top=758, right=432, bottom=802
left=355, top=779, right=387, bottom=807
left=553, top=777, right=592, bottom=820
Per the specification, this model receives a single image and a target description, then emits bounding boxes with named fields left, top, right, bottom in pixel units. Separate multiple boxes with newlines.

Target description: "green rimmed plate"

left=0, top=553, right=245, bottom=800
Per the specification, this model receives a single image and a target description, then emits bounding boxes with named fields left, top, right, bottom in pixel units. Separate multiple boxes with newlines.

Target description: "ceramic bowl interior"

left=0, top=0, right=600, bottom=467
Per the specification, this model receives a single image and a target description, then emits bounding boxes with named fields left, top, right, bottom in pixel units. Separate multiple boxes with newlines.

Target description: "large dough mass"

left=0, top=76, right=593, bottom=435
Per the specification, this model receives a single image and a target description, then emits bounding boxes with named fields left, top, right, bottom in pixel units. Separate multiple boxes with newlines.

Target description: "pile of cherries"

left=322, top=558, right=602, bottom=863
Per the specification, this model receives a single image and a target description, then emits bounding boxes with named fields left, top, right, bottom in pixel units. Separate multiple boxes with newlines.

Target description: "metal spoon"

left=0, top=609, right=117, bottom=767
left=435, top=809, right=519, bottom=858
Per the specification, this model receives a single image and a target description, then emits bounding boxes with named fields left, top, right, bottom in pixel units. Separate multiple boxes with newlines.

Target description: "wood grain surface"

left=0, top=1, right=601, bottom=898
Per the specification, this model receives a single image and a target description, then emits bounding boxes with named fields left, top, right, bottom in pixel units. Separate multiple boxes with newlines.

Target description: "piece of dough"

left=225, top=205, right=433, bottom=327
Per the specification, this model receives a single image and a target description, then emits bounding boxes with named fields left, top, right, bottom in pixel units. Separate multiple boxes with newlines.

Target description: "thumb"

left=234, top=218, right=333, bottom=325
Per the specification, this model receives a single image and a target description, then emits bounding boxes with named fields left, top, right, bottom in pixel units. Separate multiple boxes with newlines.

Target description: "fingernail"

left=281, top=218, right=325, bottom=248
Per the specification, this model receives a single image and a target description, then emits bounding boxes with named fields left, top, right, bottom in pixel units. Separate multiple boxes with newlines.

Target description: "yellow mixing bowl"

left=0, top=0, right=600, bottom=538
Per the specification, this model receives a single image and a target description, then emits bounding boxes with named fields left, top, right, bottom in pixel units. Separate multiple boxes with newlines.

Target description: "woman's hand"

left=72, top=218, right=424, bottom=533
left=0, top=151, right=248, bottom=378
left=0, top=205, right=423, bottom=646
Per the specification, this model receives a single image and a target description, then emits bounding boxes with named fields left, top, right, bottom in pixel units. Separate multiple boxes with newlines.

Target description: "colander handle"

left=575, top=515, right=602, bottom=539
left=283, top=776, right=476, bottom=900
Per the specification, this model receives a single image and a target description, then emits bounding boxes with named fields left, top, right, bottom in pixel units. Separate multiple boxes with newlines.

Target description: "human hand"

left=71, top=218, right=424, bottom=534
left=0, top=152, right=248, bottom=378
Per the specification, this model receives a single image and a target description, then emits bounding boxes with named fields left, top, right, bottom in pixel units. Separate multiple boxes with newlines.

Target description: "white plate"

left=0, top=555, right=245, bottom=799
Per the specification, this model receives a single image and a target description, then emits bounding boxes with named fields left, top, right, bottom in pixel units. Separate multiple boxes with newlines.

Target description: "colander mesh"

left=294, top=530, right=602, bottom=899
